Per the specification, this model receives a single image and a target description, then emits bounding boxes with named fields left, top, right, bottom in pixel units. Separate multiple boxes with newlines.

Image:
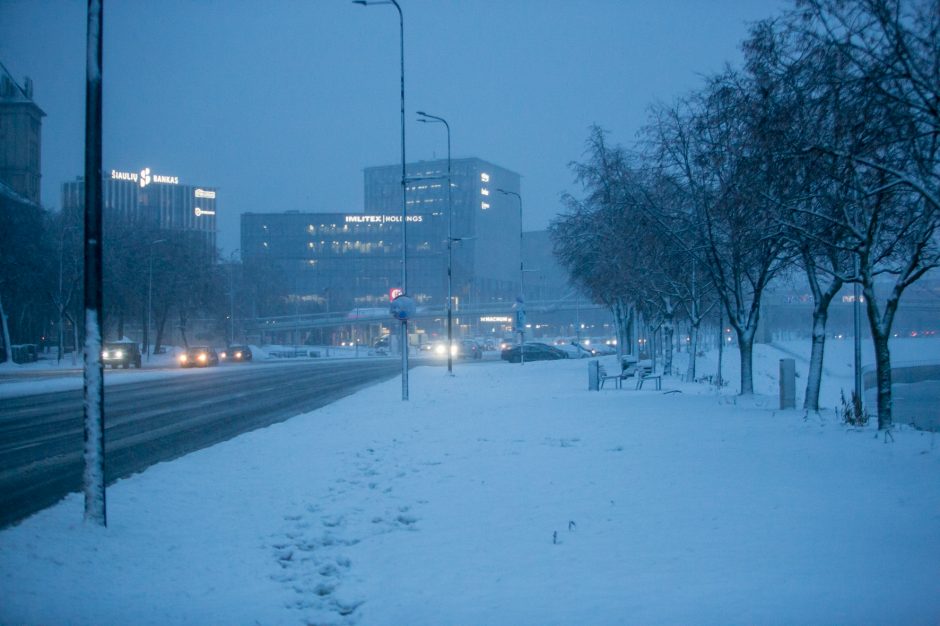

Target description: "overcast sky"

left=1, top=0, right=784, bottom=254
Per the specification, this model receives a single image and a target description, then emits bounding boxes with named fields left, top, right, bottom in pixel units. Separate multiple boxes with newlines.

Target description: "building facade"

left=0, top=62, right=44, bottom=205
left=62, top=166, right=219, bottom=251
left=242, top=157, right=522, bottom=314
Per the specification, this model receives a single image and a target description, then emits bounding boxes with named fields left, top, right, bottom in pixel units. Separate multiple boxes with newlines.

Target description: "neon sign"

left=194, top=207, right=216, bottom=216
left=344, top=215, right=423, bottom=223
left=110, top=167, right=179, bottom=188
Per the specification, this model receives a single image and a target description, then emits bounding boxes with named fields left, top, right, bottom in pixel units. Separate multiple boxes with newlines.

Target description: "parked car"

left=500, top=342, right=568, bottom=363
left=179, top=346, right=219, bottom=368
left=556, top=342, right=594, bottom=359
left=220, top=345, right=252, bottom=362
left=101, top=341, right=141, bottom=368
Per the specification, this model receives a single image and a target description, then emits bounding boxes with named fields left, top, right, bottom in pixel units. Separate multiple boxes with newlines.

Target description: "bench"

left=635, top=363, right=662, bottom=390
left=598, top=363, right=628, bottom=389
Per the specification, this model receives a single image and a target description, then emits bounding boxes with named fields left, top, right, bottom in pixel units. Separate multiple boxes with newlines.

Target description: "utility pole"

left=82, top=0, right=106, bottom=526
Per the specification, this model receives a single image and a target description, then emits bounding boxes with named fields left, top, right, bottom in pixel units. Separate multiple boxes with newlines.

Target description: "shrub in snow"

left=839, top=390, right=869, bottom=427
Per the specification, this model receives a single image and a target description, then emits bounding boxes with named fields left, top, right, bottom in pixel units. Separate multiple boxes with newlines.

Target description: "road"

left=0, top=359, right=401, bottom=529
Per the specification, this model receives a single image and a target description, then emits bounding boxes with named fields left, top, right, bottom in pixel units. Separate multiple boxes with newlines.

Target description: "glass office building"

left=241, top=157, right=522, bottom=314
left=62, top=166, right=219, bottom=252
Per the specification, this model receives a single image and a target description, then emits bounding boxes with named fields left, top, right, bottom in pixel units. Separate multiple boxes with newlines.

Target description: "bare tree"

left=784, top=0, right=940, bottom=427
left=646, top=71, right=793, bottom=395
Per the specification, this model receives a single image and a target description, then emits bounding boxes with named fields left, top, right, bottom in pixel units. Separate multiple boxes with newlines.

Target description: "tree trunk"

left=738, top=326, right=756, bottom=395
left=686, top=321, right=699, bottom=382
left=863, top=277, right=898, bottom=430
left=70, top=311, right=80, bottom=366
left=803, top=308, right=829, bottom=411
left=0, top=293, right=12, bottom=364
left=57, top=307, right=65, bottom=363
left=716, top=315, right=724, bottom=388
left=871, top=330, right=893, bottom=430
left=154, top=307, right=168, bottom=355
left=178, top=311, right=189, bottom=348
left=116, top=309, right=125, bottom=341
left=663, top=312, right=674, bottom=376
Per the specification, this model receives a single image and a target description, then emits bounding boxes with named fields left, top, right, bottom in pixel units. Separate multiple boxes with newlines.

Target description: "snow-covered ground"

left=1, top=339, right=938, bottom=625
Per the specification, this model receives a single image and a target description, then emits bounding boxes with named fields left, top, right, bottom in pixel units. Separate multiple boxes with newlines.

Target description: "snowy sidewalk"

left=1, top=356, right=939, bottom=625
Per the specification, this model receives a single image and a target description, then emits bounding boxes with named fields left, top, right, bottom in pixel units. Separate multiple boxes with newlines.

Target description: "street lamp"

left=497, top=188, right=525, bottom=365
left=353, top=0, right=410, bottom=400
left=228, top=249, right=240, bottom=346
left=416, top=110, right=455, bottom=375
left=147, top=239, right=167, bottom=361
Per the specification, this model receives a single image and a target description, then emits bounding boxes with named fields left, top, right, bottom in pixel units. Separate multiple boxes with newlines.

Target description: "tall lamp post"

left=353, top=0, right=409, bottom=400
left=497, top=188, right=525, bottom=365
left=228, top=249, right=240, bottom=346
left=416, top=110, right=454, bottom=375
left=147, top=238, right=166, bottom=361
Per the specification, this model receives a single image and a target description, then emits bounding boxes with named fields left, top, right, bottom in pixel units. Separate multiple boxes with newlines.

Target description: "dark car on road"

left=221, top=345, right=252, bottom=362
left=178, top=346, right=220, bottom=368
left=101, top=341, right=142, bottom=369
left=500, top=342, right=568, bottom=363
left=457, top=339, right=483, bottom=360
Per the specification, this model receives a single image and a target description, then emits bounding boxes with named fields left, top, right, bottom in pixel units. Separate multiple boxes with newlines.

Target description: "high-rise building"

left=0, top=62, right=44, bottom=205
left=62, top=166, right=219, bottom=252
left=242, top=157, right=522, bottom=313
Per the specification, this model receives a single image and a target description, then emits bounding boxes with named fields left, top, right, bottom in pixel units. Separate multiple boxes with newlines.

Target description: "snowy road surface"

left=0, top=359, right=400, bottom=528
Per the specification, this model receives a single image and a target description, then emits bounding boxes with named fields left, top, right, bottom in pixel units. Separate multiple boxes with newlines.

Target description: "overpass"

left=243, top=299, right=607, bottom=338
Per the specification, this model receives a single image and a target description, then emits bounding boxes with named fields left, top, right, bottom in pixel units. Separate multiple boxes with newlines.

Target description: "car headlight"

left=451, top=344, right=458, bottom=356
left=198, top=353, right=207, bottom=362
left=434, top=344, right=446, bottom=355
left=179, top=355, right=188, bottom=363
left=115, top=350, right=123, bottom=359
left=220, top=351, right=227, bottom=359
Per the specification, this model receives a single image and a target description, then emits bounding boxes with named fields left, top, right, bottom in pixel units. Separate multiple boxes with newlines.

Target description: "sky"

left=0, top=0, right=785, bottom=254
left=2, top=339, right=939, bottom=624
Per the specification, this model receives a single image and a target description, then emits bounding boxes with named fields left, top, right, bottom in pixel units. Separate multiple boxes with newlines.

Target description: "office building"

left=62, top=166, right=219, bottom=252
left=241, top=157, right=522, bottom=313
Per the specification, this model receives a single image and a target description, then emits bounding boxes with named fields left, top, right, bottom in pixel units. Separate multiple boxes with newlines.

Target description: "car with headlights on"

left=101, top=341, right=142, bottom=368
left=220, top=345, right=252, bottom=362
left=179, top=346, right=219, bottom=368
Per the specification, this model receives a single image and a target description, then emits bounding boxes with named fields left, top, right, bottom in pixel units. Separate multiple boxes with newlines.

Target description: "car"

left=556, top=342, right=594, bottom=359
left=500, top=342, right=568, bottom=363
left=220, top=345, right=252, bottom=362
left=498, top=337, right=517, bottom=351
left=179, top=346, right=219, bottom=368
left=456, top=339, right=483, bottom=360
left=101, top=341, right=142, bottom=368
